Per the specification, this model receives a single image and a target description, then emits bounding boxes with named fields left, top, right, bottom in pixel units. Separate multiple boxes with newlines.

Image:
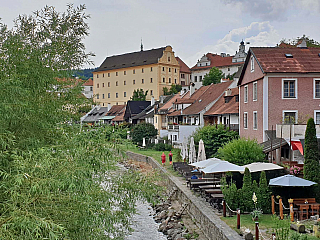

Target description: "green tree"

left=304, top=118, right=320, bottom=182
left=130, top=88, right=148, bottom=101
left=131, top=122, right=157, bottom=145
left=280, top=35, right=320, bottom=48
left=192, top=124, right=238, bottom=158
left=257, top=171, right=271, bottom=213
left=240, top=168, right=254, bottom=212
left=202, top=67, right=225, bottom=86
left=163, top=87, right=170, bottom=95
left=218, top=138, right=265, bottom=165
left=169, top=84, right=182, bottom=94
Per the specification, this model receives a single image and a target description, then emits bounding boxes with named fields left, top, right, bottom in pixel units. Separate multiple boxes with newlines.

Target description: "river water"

left=125, top=200, right=167, bottom=240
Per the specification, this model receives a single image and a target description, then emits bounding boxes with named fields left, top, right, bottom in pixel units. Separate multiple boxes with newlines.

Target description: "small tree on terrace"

left=130, top=89, right=148, bottom=101
left=217, top=138, right=265, bottom=165
left=131, top=122, right=157, bottom=145
left=202, top=67, right=225, bottom=86
left=304, top=118, right=320, bottom=183
left=239, top=168, right=253, bottom=212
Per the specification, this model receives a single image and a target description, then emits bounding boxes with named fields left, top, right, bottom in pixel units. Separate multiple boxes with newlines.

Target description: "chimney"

left=190, top=85, right=195, bottom=96
left=151, top=96, right=155, bottom=106
left=107, top=103, right=111, bottom=111
left=225, top=88, right=232, bottom=96
left=160, top=95, right=166, bottom=103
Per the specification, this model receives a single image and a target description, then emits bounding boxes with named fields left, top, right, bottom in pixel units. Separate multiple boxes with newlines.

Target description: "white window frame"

left=244, top=85, right=248, bottom=103
left=243, top=112, right=248, bottom=129
left=282, top=110, right=298, bottom=124
left=253, top=111, right=257, bottom=130
left=314, top=78, right=320, bottom=99
left=250, top=56, right=254, bottom=72
left=282, top=78, right=297, bottom=99
left=253, top=81, right=257, bottom=101
left=314, top=110, right=320, bottom=124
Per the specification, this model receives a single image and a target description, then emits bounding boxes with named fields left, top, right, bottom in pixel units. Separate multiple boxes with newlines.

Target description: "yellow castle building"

left=93, top=45, right=180, bottom=106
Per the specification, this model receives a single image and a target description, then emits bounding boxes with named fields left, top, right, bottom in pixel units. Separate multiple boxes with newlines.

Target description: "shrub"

left=257, top=171, right=271, bottom=213
left=239, top=168, right=254, bottom=212
left=192, top=124, right=238, bottom=158
left=221, top=178, right=240, bottom=210
left=217, top=138, right=265, bottom=165
left=153, top=143, right=172, bottom=151
left=131, top=123, right=157, bottom=145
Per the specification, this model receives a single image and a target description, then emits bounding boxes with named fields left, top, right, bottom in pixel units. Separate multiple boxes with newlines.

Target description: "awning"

left=291, top=141, right=304, bottom=155
left=100, top=116, right=115, bottom=120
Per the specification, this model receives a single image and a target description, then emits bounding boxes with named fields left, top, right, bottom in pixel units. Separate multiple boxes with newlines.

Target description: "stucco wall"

left=126, top=151, right=242, bottom=240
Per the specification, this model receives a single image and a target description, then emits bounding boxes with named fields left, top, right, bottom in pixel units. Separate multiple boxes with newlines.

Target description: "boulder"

left=244, top=232, right=253, bottom=240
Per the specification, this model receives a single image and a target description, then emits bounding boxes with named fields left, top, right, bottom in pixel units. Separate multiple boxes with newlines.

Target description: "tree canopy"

left=131, top=122, right=158, bottom=145
left=202, top=67, right=225, bottom=86
left=280, top=35, right=320, bottom=48
left=130, top=88, right=148, bottom=101
left=163, top=84, right=182, bottom=95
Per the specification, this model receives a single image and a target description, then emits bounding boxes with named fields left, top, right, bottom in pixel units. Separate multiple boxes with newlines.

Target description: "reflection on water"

left=125, top=200, right=167, bottom=240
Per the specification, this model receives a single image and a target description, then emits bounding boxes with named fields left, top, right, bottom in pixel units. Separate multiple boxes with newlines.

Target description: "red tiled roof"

left=106, top=104, right=125, bottom=116
left=168, top=110, right=182, bottom=117
left=159, top=94, right=181, bottom=111
left=111, top=108, right=125, bottom=122
left=182, top=81, right=233, bottom=115
left=176, top=57, right=191, bottom=73
left=83, top=78, right=93, bottom=86
left=251, top=47, right=320, bottom=73
left=205, top=88, right=239, bottom=115
left=191, top=53, right=243, bottom=71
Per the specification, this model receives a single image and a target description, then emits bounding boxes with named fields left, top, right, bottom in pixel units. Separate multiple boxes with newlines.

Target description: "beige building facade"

left=93, top=46, right=180, bottom=106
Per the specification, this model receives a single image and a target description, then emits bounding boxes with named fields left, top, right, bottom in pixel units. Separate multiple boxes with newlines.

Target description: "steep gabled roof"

left=176, top=57, right=191, bottom=73
left=82, top=107, right=109, bottom=123
left=83, top=78, right=93, bottom=86
left=191, top=53, right=243, bottom=71
left=106, top=105, right=126, bottom=116
left=205, top=88, right=239, bottom=116
left=94, top=47, right=165, bottom=72
left=182, top=81, right=233, bottom=115
left=124, top=101, right=151, bottom=120
left=238, top=47, right=320, bottom=85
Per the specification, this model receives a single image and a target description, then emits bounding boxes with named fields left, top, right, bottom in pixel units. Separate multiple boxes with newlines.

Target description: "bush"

left=239, top=168, right=254, bottom=212
left=192, top=124, right=238, bottom=158
left=257, top=171, right=271, bottom=213
left=217, top=138, right=265, bottom=165
left=131, top=123, right=157, bottom=145
left=153, top=143, right=172, bottom=151
left=221, top=177, right=240, bottom=210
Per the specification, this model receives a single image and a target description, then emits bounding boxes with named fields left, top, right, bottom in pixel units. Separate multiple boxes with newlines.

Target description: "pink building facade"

left=239, top=46, right=320, bottom=143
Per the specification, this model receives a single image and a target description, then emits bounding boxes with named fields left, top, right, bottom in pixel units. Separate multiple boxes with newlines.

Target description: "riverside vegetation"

left=0, top=5, right=165, bottom=239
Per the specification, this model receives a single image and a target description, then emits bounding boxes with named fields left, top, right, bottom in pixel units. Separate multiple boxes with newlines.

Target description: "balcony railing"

left=276, top=124, right=320, bottom=139
left=168, top=125, right=179, bottom=131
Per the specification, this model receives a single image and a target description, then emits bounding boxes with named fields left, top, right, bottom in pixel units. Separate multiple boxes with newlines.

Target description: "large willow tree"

left=0, top=5, right=163, bottom=239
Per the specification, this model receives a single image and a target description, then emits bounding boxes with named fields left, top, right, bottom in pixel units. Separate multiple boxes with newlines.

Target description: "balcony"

left=276, top=124, right=320, bottom=139
left=168, top=124, right=179, bottom=131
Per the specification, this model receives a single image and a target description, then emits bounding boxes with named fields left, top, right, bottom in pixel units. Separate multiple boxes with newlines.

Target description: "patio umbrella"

left=269, top=175, right=317, bottom=187
left=189, top=137, right=196, bottom=164
left=201, top=161, right=245, bottom=174
left=142, top=137, right=146, bottom=147
left=243, top=162, right=284, bottom=173
left=189, top=158, right=222, bottom=169
left=180, top=137, right=188, bottom=161
left=197, top=139, right=206, bottom=162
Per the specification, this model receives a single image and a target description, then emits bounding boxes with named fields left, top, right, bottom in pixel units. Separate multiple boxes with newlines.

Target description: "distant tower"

left=232, top=40, right=247, bottom=63
left=239, top=39, right=245, bottom=53
left=140, top=38, right=143, bottom=51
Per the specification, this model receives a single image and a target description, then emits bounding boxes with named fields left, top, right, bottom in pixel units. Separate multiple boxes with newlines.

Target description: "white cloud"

left=184, top=22, right=279, bottom=67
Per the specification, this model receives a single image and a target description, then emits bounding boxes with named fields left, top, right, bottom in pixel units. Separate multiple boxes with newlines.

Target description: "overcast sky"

left=1, top=0, right=320, bottom=69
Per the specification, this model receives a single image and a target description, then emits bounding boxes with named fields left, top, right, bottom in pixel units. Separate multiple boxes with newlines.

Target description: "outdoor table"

left=198, top=185, right=220, bottom=190
left=205, top=189, right=222, bottom=194
left=209, top=193, right=224, bottom=209
left=189, top=181, right=215, bottom=189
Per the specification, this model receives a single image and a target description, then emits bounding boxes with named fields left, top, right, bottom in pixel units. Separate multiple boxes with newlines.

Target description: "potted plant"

left=251, top=192, right=263, bottom=221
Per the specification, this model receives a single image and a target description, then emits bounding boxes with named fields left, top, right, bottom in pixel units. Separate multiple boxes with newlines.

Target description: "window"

left=169, top=78, right=171, bottom=83
left=97, top=74, right=99, bottom=78
left=124, top=92, right=126, bottom=97
left=169, top=68, right=171, bottom=72
left=90, top=86, right=93, bottom=91
left=194, top=76, right=197, bottom=82
left=150, top=78, right=153, bottom=83
left=163, top=78, right=165, bottom=83
left=150, top=67, right=153, bottom=72
left=103, top=73, right=104, bottom=78
left=283, top=79, right=297, bottom=98
left=244, top=112, right=248, bottom=129
left=244, top=85, right=248, bottom=103
left=133, top=69, right=135, bottom=74
left=97, top=83, right=99, bottom=88
left=168, top=57, right=170, bottom=62
left=142, top=68, right=144, bottom=73
left=124, top=71, right=126, bottom=75
left=250, top=56, right=254, bottom=72
left=181, top=73, right=185, bottom=79
left=124, top=80, right=126, bottom=85
left=116, top=93, right=118, bottom=98
left=96, top=94, right=99, bottom=99
left=142, top=79, right=144, bottom=84
left=108, top=73, right=110, bottom=77
left=102, top=94, right=105, bottom=99
left=116, top=72, right=118, bottom=76
left=108, top=93, right=110, bottom=98
left=253, top=111, right=257, bottom=130
left=175, top=68, right=177, bottom=73
left=108, top=82, right=110, bottom=87
left=150, top=90, right=153, bottom=95
left=200, top=76, right=203, bottom=81
left=175, top=79, right=177, bottom=84
left=162, top=67, right=165, bottom=71
left=133, top=80, right=135, bottom=84
left=283, top=111, right=297, bottom=124
left=116, top=81, right=118, bottom=86
left=315, top=111, right=320, bottom=124
left=235, top=95, right=239, bottom=102
left=314, top=79, right=320, bottom=98
left=102, top=83, right=105, bottom=87
left=253, top=82, right=257, bottom=101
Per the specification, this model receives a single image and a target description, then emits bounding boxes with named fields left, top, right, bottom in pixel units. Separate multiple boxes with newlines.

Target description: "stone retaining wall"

left=126, top=151, right=242, bottom=240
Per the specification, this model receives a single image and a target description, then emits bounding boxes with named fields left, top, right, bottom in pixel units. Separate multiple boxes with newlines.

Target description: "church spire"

left=140, top=38, right=143, bottom=51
